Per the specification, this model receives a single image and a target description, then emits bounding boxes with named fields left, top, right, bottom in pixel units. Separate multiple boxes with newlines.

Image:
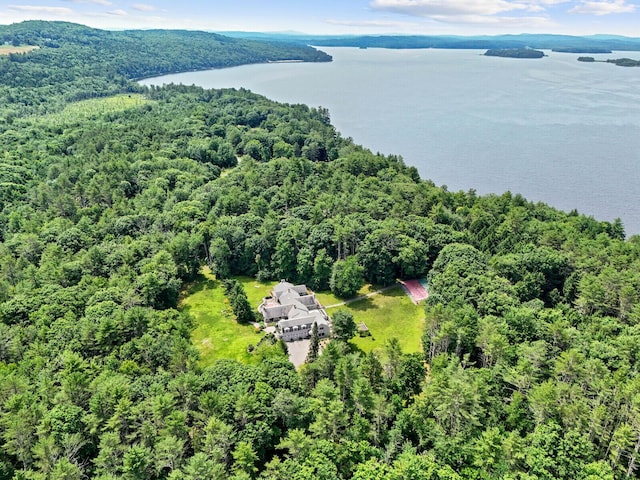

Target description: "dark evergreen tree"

left=306, top=322, right=320, bottom=363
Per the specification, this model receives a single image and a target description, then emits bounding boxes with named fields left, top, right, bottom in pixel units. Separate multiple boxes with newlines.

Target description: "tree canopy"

left=1, top=19, right=640, bottom=480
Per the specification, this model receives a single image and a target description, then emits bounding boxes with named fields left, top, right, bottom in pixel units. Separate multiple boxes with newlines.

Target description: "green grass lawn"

left=314, top=283, right=382, bottom=307
left=235, top=276, right=278, bottom=310
left=326, top=286, right=426, bottom=354
left=181, top=269, right=266, bottom=366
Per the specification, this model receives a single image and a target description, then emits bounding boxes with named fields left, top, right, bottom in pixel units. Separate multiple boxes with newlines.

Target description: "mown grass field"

left=236, top=276, right=278, bottom=308
left=0, top=45, right=38, bottom=55
left=314, top=283, right=382, bottom=307
left=327, top=286, right=425, bottom=354
left=181, top=269, right=266, bottom=365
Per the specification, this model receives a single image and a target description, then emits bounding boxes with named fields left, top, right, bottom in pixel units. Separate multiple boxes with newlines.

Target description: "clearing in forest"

left=180, top=269, right=278, bottom=366
left=0, top=45, right=38, bottom=55
left=183, top=272, right=425, bottom=365
left=39, top=94, right=153, bottom=124
left=325, top=286, right=425, bottom=354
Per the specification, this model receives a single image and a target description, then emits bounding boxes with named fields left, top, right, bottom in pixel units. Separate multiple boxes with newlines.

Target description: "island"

left=484, top=48, right=545, bottom=58
left=608, top=58, right=640, bottom=67
left=578, top=56, right=640, bottom=67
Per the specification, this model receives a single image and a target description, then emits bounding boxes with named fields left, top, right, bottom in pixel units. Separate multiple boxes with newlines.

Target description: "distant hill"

left=552, top=47, right=612, bottom=54
left=0, top=21, right=331, bottom=115
left=221, top=31, right=640, bottom=52
left=0, top=21, right=331, bottom=80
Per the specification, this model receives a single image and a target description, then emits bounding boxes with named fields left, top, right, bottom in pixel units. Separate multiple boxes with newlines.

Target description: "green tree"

left=332, top=310, right=357, bottom=342
left=306, top=322, right=320, bottom=363
left=330, top=256, right=364, bottom=299
left=223, top=279, right=255, bottom=324
left=311, top=248, right=333, bottom=291
left=231, top=441, right=258, bottom=478
left=209, top=237, right=232, bottom=279
left=182, top=452, right=225, bottom=480
left=122, top=445, right=153, bottom=480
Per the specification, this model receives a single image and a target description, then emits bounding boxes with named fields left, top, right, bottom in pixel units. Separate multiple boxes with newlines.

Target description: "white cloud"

left=430, top=13, right=554, bottom=25
left=132, top=3, right=156, bottom=12
left=370, top=0, right=531, bottom=17
left=63, top=0, right=113, bottom=5
left=368, top=0, right=580, bottom=29
left=8, top=5, right=74, bottom=15
left=569, top=0, right=635, bottom=14
left=107, top=9, right=128, bottom=16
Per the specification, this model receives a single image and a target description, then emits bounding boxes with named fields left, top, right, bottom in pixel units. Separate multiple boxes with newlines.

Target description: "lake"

left=140, top=48, right=640, bottom=235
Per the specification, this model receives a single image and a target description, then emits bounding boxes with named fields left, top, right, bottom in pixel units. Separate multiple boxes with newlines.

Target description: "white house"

left=259, top=280, right=330, bottom=342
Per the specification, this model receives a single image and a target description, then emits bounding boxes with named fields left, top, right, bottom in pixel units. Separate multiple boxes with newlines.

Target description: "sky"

left=1, top=0, right=639, bottom=36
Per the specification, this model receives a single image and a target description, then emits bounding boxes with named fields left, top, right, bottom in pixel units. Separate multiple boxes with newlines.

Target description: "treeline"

left=1, top=20, right=640, bottom=480
left=274, top=32, right=640, bottom=52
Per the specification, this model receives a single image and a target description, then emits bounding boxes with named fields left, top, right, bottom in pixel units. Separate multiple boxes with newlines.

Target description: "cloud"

left=63, top=0, right=113, bottom=5
left=107, top=9, right=128, bottom=16
left=8, top=5, right=73, bottom=15
left=569, top=0, right=635, bottom=14
left=370, top=0, right=531, bottom=17
left=132, top=3, right=156, bottom=12
left=368, top=0, right=579, bottom=28
left=430, top=13, right=554, bottom=25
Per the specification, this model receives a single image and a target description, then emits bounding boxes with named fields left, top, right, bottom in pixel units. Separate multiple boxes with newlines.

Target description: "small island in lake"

left=578, top=56, right=640, bottom=67
left=484, top=48, right=545, bottom=58
left=608, top=58, right=640, bottom=67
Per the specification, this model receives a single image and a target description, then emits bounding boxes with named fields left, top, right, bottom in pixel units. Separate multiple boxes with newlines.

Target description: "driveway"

left=286, top=339, right=310, bottom=368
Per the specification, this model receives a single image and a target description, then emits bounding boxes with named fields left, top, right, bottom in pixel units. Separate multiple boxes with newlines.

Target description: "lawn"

left=314, top=283, right=382, bottom=307
left=326, top=286, right=426, bottom=354
left=180, top=269, right=269, bottom=366
left=235, top=276, right=278, bottom=310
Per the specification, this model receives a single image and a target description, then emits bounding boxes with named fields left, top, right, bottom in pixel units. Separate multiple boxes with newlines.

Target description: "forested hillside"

left=0, top=21, right=330, bottom=117
left=1, top=21, right=640, bottom=480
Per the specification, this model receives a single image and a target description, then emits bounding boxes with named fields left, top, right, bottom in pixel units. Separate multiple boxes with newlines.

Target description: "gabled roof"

left=278, top=310, right=329, bottom=329
left=272, top=280, right=309, bottom=302
left=273, top=280, right=295, bottom=297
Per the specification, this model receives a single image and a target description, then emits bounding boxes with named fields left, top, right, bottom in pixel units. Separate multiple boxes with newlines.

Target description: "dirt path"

left=324, top=284, right=400, bottom=309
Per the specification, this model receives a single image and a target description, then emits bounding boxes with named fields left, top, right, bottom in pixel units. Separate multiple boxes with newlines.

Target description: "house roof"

left=278, top=310, right=328, bottom=329
left=273, top=280, right=309, bottom=301
left=273, top=280, right=295, bottom=296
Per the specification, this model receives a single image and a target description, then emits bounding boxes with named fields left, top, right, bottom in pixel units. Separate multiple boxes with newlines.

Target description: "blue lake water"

left=140, top=48, right=640, bottom=235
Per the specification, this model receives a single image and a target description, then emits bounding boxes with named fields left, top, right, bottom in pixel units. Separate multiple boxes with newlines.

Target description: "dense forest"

left=2, top=20, right=640, bottom=480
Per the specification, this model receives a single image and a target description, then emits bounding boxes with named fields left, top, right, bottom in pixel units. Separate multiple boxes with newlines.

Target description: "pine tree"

left=306, top=322, right=320, bottom=363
